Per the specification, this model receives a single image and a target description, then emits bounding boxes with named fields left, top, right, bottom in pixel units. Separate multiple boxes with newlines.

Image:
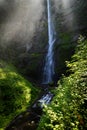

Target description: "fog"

left=0, top=0, right=44, bottom=47
left=54, top=0, right=75, bottom=30
left=0, top=0, right=78, bottom=48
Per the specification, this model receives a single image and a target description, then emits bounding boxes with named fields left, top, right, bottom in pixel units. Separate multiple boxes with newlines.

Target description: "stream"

left=5, top=88, right=54, bottom=130
left=5, top=1, right=55, bottom=129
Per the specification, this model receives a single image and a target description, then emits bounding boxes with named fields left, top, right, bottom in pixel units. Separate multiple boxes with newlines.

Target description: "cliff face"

left=0, top=0, right=87, bottom=83
left=54, top=0, right=87, bottom=80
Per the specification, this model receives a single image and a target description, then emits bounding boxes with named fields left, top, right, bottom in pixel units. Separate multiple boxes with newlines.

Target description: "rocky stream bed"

left=5, top=87, right=54, bottom=130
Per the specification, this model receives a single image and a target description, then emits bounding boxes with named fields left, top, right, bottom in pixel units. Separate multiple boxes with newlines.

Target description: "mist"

left=0, top=0, right=44, bottom=47
left=54, top=0, right=75, bottom=30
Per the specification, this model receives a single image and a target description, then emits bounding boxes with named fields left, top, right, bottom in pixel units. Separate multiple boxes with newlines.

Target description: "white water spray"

left=43, top=0, right=56, bottom=84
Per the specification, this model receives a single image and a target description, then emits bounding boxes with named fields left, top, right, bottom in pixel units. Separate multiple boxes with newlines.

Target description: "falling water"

left=43, top=0, right=56, bottom=84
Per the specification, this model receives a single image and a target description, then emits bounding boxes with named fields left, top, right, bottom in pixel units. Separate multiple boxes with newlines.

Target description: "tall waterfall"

left=43, top=0, right=56, bottom=84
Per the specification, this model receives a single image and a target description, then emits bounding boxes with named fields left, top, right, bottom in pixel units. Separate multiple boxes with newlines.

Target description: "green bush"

left=38, top=36, right=87, bottom=130
left=0, top=61, right=39, bottom=130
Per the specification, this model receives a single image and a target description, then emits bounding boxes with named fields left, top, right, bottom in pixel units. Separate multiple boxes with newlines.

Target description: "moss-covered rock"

left=0, top=61, right=40, bottom=130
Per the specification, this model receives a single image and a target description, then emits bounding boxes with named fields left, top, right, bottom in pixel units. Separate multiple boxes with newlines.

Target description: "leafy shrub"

left=38, top=36, right=87, bottom=130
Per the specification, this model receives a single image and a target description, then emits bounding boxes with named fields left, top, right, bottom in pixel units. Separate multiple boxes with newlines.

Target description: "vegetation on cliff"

left=38, top=36, right=87, bottom=130
left=0, top=61, right=39, bottom=130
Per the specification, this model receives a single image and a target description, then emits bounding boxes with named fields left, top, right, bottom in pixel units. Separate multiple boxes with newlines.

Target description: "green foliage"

left=38, top=36, right=87, bottom=130
left=0, top=61, right=39, bottom=130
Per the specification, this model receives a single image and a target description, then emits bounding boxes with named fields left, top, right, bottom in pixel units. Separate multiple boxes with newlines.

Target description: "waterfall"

left=43, top=0, right=56, bottom=84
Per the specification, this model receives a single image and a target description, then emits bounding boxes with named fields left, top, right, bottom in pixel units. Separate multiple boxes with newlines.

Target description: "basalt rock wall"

left=0, top=0, right=87, bottom=83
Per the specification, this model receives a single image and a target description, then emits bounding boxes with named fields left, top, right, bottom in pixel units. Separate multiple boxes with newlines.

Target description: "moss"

left=31, top=53, right=42, bottom=58
left=0, top=61, right=40, bottom=130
